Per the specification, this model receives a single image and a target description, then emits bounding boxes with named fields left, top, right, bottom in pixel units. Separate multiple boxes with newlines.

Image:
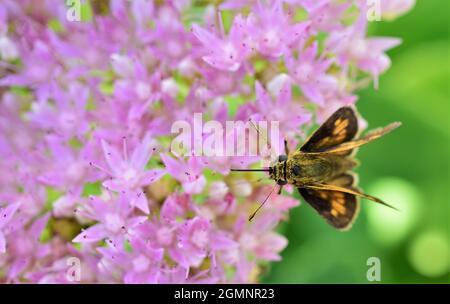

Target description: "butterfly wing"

left=298, top=186, right=359, bottom=230
left=326, top=172, right=356, bottom=187
left=308, top=122, right=401, bottom=155
left=298, top=173, right=358, bottom=230
left=305, top=182, right=398, bottom=210
left=300, top=107, right=358, bottom=153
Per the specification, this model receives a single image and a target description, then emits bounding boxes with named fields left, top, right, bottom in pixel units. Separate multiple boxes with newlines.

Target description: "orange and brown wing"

left=313, top=122, right=401, bottom=155
left=305, top=182, right=398, bottom=211
left=300, top=107, right=358, bottom=153
left=298, top=186, right=359, bottom=230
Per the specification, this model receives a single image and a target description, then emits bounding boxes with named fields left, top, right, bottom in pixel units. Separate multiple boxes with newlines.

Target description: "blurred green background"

left=264, top=0, right=449, bottom=283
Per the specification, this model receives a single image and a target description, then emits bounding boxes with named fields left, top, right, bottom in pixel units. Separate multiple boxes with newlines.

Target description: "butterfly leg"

left=278, top=185, right=284, bottom=195
left=284, top=139, right=289, bottom=155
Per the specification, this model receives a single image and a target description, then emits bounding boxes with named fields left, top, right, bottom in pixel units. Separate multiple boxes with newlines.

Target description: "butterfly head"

left=269, top=154, right=289, bottom=186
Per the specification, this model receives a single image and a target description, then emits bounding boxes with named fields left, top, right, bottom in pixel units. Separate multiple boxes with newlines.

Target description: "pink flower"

left=246, top=0, right=310, bottom=58
left=327, top=14, right=401, bottom=88
left=123, top=241, right=164, bottom=284
left=169, top=217, right=238, bottom=269
left=0, top=40, right=60, bottom=99
left=237, top=81, right=311, bottom=139
left=192, top=14, right=251, bottom=72
left=146, top=11, right=193, bottom=67
left=0, top=202, right=21, bottom=253
left=38, top=136, right=99, bottom=192
left=161, top=154, right=206, bottom=194
left=238, top=212, right=288, bottom=261
left=286, top=42, right=339, bottom=106
left=96, top=134, right=165, bottom=193
left=381, top=0, right=416, bottom=20
left=299, top=0, right=351, bottom=32
left=73, top=194, right=147, bottom=243
left=26, top=82, right=90, bottom=140
left=3, top=213, right=51, bottom=282
left=98, top=236, right=164, bottom=284
left=160, top=193, right=194, bottom=223
left=112, top=56, right=161, bottom=103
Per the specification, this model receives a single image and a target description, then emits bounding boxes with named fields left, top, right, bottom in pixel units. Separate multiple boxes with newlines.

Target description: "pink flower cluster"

left=0, top=1, right=412, bottom=283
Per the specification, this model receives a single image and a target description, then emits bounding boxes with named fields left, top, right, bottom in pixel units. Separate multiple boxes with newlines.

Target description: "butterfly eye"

left=292, top=165, right=301, bottom=176
left=277, top=180, right=287, bottom=186
left=278, top=155, right=287, bottom=162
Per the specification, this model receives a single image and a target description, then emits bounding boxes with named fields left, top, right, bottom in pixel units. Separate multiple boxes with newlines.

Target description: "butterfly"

left=232, top=106, right=401, bottom=230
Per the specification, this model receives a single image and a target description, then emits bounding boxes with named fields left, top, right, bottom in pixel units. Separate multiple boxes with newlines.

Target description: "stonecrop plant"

left=0, top=0, right=414, bottom=283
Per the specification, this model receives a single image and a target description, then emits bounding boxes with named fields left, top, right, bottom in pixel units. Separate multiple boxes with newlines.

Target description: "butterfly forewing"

left=300, top=107, right=358, bottom=153
left=316, top=122, right=402, bottom=154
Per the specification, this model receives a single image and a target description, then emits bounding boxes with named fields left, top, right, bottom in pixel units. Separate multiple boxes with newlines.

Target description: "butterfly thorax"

left=270, top=152, right=357, bottom=187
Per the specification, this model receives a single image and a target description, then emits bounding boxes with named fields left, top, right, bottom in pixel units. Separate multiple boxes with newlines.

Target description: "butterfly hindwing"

left=298, top=186, right=359, bottom=230
left=326, top=172, right=356, bottom=187
left=300, top=107, right=358, bottom=153
left=298, top=172, right=359, bottom=230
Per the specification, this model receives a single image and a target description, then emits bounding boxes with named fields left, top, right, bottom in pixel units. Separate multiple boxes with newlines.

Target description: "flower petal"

left=129, top=192, right=150, bottom=214
left=73, top=224, right=107, bottom=243
left=160, top=154, right=184, bottom=181
left=192, top=24, right=222, bottom=50
left=0, top=202, right=21, bottom=229
left=139, top=169, right=166, bottom=187
left=101, top=140, right=124, bottom=176
left=0, top=232, right=5, bottom=253
left=130, top=134, right=157, bottom=170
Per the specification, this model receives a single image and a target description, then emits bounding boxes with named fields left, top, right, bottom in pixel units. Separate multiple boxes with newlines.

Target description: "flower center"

left=135, top=81, right=151, bottom=100
left=261, top=30, right=280, bottom=50
left=157, top=227, right=173, bottom=246
left=167, top=39, right=183, bottom=58
left=105, top=213, right=125, bottom=233
left=349, top=39, right=367, bottom=59
left=67, top=162, right=85, bottom=182
left=222, top=42, right=237, bottom=62
left=59, top=111, right=77, bottom=132
left=240, top=233, right=257, bottom=250
left=133, top=255, right=150, bottom=272
left=191, top=229, right=208, bottom=249
left=296, top=63, right=313, bottom=82
left=123, top=167, right=137, bottom=181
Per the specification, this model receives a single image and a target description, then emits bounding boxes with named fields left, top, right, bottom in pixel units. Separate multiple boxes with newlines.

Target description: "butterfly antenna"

left=249, top=184, right=276, bottom=222
left=230, top=168, right=271, bottom=172
left=249, top=118, right=272, bottom=151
